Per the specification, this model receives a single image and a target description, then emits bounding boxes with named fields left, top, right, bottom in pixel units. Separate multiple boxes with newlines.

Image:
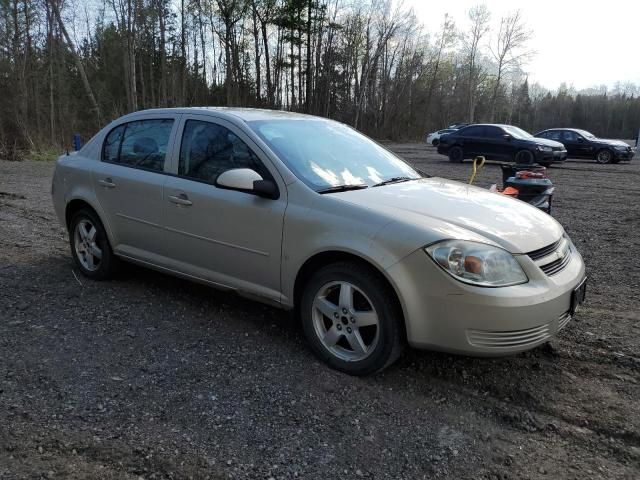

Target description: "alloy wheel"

left=596, top=150, right=612, bottom=164
left=74, top=219, right=102, bottom=271
left=311, top=281, right=380, bottom=362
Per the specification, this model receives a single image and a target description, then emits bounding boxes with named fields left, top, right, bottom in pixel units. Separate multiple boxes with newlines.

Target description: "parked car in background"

left=448, top=122, right=471, bottom=129
left=534, top=128, right=635, bottom=164
left=425, top=128, right=457, bottom=146
left=437, top=124, right=567, bottom=166
left=52, top=108, right=585, bottom=375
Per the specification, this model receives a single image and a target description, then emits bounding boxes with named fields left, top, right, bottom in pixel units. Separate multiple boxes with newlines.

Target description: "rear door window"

left=102, top=119, right=174, bottom=172
left=544, top=131, right=562, bottom=141
left=460, top=126, right=485, bottom=137
left=178, top=120, right=269, bottom=185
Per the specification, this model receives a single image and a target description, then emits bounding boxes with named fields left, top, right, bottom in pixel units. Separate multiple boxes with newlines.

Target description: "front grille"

left=558, top=311, right=571, bottom=331
left=539, top=253, right=572, bottom=275
left=527, top=239, right=562, bottom=261
left=527, top=238, right=572, bottom=276
left=467, top=323, right=551, bottom=348
left=467, top=312, right=570, bottom=349
left=552, top=146, right=564, bottom=151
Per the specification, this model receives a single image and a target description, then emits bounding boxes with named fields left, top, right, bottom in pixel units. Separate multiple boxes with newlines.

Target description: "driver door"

left=162, top=115, right=287, bottom=303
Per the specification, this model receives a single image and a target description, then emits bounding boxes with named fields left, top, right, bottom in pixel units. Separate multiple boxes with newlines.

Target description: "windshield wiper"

left=317, top=184, right=369, bottom=194
left=372, top=176, right=414, bottom=187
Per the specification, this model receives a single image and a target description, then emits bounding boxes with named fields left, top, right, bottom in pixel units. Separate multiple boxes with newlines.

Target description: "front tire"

left=300, top=262, right=404, bottom=375
left=448, top=146, right=464, bottom=163
left=432, top=139, right=439, bottom=147
left=515, top=149, right=535, bottom=164
left=69, top=208, right=118, bottom=280
left=595, top=149, right=613, bottom=164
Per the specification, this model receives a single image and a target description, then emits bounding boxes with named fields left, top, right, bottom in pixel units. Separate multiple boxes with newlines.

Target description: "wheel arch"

left=292, top=250, right=407, bottom=337
left=64, top=197, right=116, bottom=247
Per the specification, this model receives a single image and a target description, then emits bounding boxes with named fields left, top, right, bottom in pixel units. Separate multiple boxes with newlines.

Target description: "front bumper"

left=385, top=243, right=585, bottom=355
left=613, top=149, right=635, bottom=160
left=536, top=149, right=567, bottom=163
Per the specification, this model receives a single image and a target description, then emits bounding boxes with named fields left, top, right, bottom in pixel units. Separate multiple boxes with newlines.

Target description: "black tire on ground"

left=515, top=149, right=535, bottom=164
left=448, top=146, right=464, bottom=163
left=595, top=149, right=613, bottom=164
left=69, top=208, right=119, bottom=280
left=300, top=261, right=405, bottom=376
left=432, top=139, right=439, bottom=147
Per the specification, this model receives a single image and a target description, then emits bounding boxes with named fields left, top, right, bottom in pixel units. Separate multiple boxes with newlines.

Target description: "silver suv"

left=52, top=108, right=586, bottom=375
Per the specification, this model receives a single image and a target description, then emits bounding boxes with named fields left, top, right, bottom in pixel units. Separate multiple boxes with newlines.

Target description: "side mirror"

left=502, top=133, right=512, bottom=141
left=216, top=168, right=279, bottom=200
left=577, top=137, right=584, bottom=143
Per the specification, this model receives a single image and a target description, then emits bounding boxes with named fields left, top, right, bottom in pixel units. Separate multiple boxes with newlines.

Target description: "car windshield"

left=502, top=125, right=534, bottom=139
left=248, top=119, right=421, bottom=191
left=575, top=129, right=596, bottom=139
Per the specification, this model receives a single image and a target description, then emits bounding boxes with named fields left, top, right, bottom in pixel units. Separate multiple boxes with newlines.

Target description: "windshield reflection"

left=249, top=119, right=421, bottom=190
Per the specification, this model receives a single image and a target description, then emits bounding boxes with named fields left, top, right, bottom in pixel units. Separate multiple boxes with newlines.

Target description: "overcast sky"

left=404, top=0, right=640, bottom=90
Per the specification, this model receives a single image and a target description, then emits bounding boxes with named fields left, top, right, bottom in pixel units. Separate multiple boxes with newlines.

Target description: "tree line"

left=1, top=0, right=638, bottom=160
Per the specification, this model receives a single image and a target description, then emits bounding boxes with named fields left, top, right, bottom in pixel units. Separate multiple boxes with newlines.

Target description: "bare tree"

left=488, top=10, right=532, bottom=121
left=49, top=0, right=102, bottom=125
left=461, top=4, right=490, bottom=123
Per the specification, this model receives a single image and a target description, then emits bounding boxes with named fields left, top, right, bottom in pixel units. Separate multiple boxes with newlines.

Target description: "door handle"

left=98, top=178, right=116, bottom=188
left=168, top=193, right=193, bottom=206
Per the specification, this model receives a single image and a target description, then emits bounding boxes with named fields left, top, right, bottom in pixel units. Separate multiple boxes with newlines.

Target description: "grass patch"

left=28, top=147, right=63, bottom=162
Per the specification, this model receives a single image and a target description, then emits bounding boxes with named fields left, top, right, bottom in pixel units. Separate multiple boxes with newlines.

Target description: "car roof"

left=119, top=107, right=319, bottom=123
left=461, top=124, right=514, bottom=128
left=539, top=128, right=584, bottom=133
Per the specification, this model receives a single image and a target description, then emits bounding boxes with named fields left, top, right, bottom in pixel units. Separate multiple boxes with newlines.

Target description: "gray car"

left=51, top=108, right=587, bottom=375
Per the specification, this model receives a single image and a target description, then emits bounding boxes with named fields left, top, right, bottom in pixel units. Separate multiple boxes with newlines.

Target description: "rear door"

left=458, top=125, right=486, bottom=157
left=162, top=115, right=287, bottom=303
left=92, top=115, right=178, bottom=259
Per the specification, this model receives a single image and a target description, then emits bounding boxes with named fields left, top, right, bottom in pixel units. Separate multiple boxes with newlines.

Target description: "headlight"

left=536, top=145, right=552, bottom=152
left=614, top=145, right=628, bottom=151
left=425, top=240, right=528, bottom=287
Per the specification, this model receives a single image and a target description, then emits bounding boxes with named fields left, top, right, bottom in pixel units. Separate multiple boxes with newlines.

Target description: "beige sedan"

left=52, top=108, right=586, bottom=375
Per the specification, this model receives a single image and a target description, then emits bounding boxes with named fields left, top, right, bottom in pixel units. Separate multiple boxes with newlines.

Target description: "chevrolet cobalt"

left=52, top=108, right=586, bottom=375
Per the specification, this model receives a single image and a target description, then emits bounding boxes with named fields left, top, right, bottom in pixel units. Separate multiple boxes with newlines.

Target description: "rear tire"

left=595, top=149, right=613, bottom=164
left=448, top=146, right=464, bottom=163
left=300, top=262, right=404, bottom=376
left=515, top=149, right=535, bottom=164
left=69, top=208, right=118, bottom=280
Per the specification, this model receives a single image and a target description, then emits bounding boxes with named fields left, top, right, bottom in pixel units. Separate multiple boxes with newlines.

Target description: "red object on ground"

left=502, top=186, right=519, bottom=197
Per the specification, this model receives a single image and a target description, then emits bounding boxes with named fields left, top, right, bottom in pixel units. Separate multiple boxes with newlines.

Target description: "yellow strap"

left=468, top=156, right=486, bottom=185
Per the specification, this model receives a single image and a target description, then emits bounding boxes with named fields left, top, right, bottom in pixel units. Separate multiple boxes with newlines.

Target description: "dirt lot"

left=1, top=145, right=639, bottom=480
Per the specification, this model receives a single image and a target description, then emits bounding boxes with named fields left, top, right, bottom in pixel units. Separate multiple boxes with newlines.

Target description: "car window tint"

left=562, top=131, right=578, bottom=141
left=103, top=119, right=174, bottom=172
left=103, top=125, right=125, bottom=163
left=178, top=120, right=268, bottom=184
left=484, top=126, right=503, bottom=138
left=545, top=131, right=562, bottom=141
left=461, top=126, right=485, bottom=136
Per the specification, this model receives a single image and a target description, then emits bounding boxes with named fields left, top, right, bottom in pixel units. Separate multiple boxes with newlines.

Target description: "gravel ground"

left=1, top=145, right=639, bottom=480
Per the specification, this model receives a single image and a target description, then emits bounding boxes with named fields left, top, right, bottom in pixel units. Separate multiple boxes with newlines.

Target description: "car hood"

left=333, top=178, right=563, bottom=254
left=595, top=138, right=630, bottom=147
left=532, top=137, right=565, bottom=148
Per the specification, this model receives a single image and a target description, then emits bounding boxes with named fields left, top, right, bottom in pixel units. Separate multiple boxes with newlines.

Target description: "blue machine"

left=73, top=134, right=82, bottom=151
